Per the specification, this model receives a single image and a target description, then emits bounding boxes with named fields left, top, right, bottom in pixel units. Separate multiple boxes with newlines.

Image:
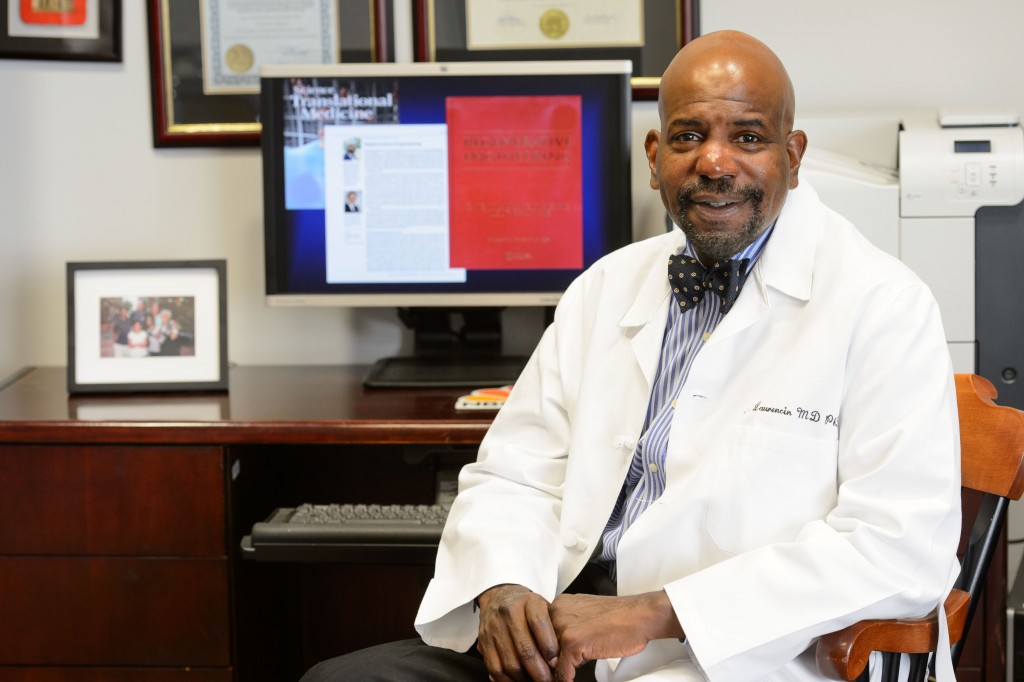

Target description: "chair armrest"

left=815, top=589, right=970, bottom=681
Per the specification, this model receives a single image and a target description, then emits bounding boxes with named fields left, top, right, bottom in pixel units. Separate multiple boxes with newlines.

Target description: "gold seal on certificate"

left=539, top=9, right=569, bottom=40
left=225, top=43, right=255, bottom=73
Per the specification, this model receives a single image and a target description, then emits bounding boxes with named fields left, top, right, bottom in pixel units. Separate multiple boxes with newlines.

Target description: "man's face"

left=645, top=58, right=805, bottom=263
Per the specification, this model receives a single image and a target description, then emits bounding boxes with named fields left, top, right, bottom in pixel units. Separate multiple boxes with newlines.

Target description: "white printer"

left=898, top=111, right=1024, bottom=403
left=800, top=111, right=1024, bottom=403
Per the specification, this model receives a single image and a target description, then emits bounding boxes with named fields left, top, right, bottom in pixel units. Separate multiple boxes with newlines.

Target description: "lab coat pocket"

left=705, top=425, right=839, bottom=555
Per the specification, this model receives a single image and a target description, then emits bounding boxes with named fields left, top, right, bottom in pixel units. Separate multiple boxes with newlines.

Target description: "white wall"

left=3, top=0, right=1024, bottom=580
left=0, top=1, right=664, bottom=385
left=702, top=0, right=1024, bottom=120
left=0, top=1, right=406, bottom=384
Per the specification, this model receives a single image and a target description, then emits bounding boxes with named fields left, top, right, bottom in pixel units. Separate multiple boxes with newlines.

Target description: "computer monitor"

left=260, top=60, right=633, bottom=386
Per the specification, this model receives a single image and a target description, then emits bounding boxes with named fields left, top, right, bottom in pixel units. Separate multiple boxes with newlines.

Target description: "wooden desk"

left=0, top=366, right=1006, bottom=681
left=0, top=366, right=491, bottom=682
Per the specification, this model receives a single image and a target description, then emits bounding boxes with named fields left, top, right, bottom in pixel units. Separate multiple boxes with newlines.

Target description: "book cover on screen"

left=446, top=95, right=583, bottom=270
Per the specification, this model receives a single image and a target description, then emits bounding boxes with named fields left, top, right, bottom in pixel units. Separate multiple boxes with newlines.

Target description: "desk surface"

left=0, top=366, right=495, bottom=445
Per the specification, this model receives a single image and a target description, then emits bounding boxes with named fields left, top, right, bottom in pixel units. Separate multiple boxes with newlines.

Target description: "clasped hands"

left=475, top=584, right=684, bottom=682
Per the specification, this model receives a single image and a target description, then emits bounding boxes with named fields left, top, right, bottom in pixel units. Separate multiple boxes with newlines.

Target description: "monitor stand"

left=363, top=307, right=530, bottom=388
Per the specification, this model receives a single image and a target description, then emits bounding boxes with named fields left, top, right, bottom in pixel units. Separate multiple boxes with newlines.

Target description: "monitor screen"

left=260, top=60, right=634, bottom=308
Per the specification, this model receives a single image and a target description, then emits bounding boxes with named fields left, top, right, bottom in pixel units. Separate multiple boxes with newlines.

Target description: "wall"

left=2, top=0, right=1024, bottom=577
left=0, top=2, right=407, bottom=384
left=4, top=3, right=1022, bottom=369
left=703, top=0, right=1024, bottom=120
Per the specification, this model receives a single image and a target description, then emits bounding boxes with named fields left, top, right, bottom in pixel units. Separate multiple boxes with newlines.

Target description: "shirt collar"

left=682, top=220, right=777, bottom=277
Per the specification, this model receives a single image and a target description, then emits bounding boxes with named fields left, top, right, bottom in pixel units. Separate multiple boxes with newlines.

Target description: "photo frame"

left=147, top=0, right=393, bottom=147
left=0, top=0, right=121, bottom=62
left=67, top=260, right=229, bottom=394
left=413, top=0, right=698, bottom=99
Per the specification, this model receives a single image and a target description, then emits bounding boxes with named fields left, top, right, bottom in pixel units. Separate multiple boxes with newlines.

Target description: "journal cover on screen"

left=445, top=95, right=583, bottom=270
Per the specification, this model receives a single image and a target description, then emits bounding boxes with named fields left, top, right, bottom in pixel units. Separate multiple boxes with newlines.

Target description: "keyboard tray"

left=241, top=505, right=447, bottom=563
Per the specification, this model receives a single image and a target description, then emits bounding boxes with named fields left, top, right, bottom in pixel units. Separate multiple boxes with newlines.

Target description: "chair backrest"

left=817, top=374, right=1024, bottom=681
left=957, top=373, right=1024, bottom=498
left=950, top=373, right=1024, bottom=663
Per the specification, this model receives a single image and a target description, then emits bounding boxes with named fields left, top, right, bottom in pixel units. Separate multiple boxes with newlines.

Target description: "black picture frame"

left=413, top=0, right=698, bottom=100
left=147, top=0, right=394, bottom=147
left=0, top=0, right=121, bottom=62
left=66, top=260, right=229, bottom=394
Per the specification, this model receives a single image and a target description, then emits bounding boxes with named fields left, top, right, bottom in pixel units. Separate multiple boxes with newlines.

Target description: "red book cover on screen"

left=446, top=95, right=583, bottom=270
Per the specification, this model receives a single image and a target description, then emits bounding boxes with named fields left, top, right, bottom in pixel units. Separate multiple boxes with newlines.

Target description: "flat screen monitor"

left=260, top=60, right=633, bottom=386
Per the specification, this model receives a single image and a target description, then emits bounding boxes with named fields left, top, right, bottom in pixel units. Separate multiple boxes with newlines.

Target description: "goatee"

left=673, top=178, right=766, bottom=263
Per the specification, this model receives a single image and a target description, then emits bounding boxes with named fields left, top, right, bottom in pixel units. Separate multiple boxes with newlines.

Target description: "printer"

left=899, top=111, right=1024, bottom=406
left=802, top=112, right=1024, bottom=404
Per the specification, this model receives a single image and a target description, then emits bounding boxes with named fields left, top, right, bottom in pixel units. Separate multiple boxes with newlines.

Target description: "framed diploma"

left=414, top=0, right=698, bottom=99
left=199, top=0, right=340, bottom=95
left=0, top=0, right=121, bottom=62
left=147, top=0, right=393, bottom=147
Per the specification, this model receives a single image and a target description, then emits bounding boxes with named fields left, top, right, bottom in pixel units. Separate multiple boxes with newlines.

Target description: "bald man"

left=302, top=31, right=960, bottom=682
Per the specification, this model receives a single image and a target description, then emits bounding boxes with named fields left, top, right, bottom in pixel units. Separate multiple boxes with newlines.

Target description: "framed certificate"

left=0, top=0, right=121, bottom=62
left=414, top=0, right=698, bottom=99
left=147, top=0, right=393, bottom=147
left=199, top=0, right=340, bottom=95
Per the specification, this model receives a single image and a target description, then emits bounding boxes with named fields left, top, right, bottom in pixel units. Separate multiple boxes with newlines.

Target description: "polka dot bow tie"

left=667, top=254, right=750, bottom=315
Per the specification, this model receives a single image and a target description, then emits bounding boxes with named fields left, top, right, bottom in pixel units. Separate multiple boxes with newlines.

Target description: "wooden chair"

left=816, top=373, right=1024, bottom=681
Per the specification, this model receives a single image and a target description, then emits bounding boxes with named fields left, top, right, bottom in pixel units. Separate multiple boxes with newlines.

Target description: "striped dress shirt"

left=596, top=226, right=774, bottom=578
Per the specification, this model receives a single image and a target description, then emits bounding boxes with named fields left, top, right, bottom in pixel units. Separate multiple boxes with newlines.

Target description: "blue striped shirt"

left=596, top=226, right=775, bottom=577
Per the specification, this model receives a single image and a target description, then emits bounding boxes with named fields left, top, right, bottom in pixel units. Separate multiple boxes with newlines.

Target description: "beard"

left=672, top=178, right=767, bottom=263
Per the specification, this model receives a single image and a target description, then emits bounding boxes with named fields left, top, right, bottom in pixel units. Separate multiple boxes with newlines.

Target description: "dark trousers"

left=300, top=637, right=598, bottom=682
left=299, top=563, right=613, bottom=682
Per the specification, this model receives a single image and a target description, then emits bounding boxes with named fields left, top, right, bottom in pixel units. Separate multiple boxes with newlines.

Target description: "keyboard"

left=241, top=503, right=450, bottom=562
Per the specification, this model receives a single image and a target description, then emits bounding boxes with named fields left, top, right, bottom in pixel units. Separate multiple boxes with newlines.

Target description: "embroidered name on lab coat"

left=752, top=401, right=840, bottom=429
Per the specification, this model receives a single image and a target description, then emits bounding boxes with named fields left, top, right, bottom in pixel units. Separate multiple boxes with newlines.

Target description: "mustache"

left=675, top=178, right=764, bottom=205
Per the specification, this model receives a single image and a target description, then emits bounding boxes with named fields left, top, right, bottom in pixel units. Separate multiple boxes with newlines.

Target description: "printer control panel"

left=899, top=121, right=1024, bottom=218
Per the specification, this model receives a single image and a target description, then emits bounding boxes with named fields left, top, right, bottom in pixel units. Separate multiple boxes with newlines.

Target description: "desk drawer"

left=0, top=556, right=230, bottom=666
left=0, top=445, right=224, bottom=556
left=0, top=669, right=232, bottom=682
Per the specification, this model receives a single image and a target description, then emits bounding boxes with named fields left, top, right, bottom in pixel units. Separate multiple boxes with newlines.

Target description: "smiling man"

left=302, top=30, right=961, bottom=682
left=650, top=32, right=804, bottom=266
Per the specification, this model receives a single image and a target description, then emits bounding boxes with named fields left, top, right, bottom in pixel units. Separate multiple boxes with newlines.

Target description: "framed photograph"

left=0, top=0, right=121, bottom=62
left=413, top=0, right=698, bottom=99
left=66, top=260, right=229, bottom=394
left=147, top=0, right=394, bottom=147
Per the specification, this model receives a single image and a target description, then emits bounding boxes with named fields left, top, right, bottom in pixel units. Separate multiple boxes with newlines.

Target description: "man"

left=303, top=30, right=961, bottom=681
left=111, top=306, right=132, bottom=357
left=159, top=321, right=184, bottom=356
left=344, top=191, right=360, bottom=213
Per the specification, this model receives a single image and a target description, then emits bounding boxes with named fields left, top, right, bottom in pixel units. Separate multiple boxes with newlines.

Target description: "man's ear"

left=786, top=130, right=808, bottom=189
left=644, top=129, right=661, bottom=190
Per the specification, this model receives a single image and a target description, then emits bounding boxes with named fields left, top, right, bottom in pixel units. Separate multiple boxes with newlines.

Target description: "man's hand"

left=476, top=584, right=560, bottom=681
left=548, top=591, right=685, bottom=681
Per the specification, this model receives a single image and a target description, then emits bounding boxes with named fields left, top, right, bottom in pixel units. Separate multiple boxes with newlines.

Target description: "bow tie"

left=667, top=254, right=750, bottom=315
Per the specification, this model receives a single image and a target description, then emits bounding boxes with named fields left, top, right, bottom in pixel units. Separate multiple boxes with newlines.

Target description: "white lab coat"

left=415, top=181, right=962, bottom=682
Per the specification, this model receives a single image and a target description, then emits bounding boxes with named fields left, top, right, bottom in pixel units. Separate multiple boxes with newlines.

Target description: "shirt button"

left=648, top=463, right=659, bottom=473
left=671, top=400, right=677, bottom=409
